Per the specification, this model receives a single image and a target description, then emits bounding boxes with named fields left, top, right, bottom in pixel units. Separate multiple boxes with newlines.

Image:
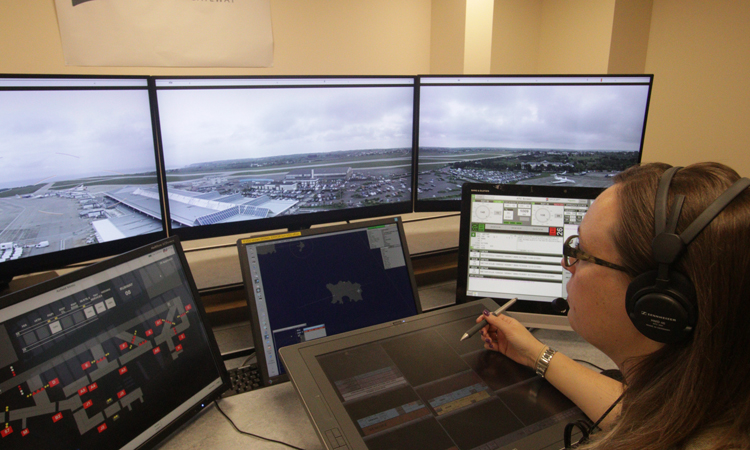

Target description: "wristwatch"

left=535, top=346, right=557, bottom=378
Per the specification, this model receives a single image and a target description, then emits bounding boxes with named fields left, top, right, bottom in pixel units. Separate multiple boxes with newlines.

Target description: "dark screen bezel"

left=413, top=73, right=652, bottom=213
left=0, top=236, right=230, bottom=450
left=455, top=182, right=605, bottom=319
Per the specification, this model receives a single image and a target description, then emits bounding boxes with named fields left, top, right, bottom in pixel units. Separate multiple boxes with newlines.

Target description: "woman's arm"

left=479, top=311, right=623, bottom=428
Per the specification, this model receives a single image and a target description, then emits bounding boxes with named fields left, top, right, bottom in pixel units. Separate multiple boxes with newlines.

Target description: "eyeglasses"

left=562, top=235, right=630, bottom=274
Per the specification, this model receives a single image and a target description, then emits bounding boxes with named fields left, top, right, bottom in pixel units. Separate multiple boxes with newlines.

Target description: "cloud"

left=418, top=84, right=650, bottom=151
left=157, top=85, right=415, bottom=168
left=0, top=89, right=158, bottom=188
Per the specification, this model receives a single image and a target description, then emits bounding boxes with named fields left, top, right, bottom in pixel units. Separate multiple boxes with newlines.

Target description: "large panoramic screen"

left=154, top=77, right=416, bottom=240
left=415, top=75, right=652, bottom=211
left=0, top=76, right=166, bottom=283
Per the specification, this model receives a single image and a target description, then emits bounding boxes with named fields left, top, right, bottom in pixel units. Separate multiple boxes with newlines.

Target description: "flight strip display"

left=0, top=246, right=222, bottom=450
left=316, top=313, right=579, bottom=450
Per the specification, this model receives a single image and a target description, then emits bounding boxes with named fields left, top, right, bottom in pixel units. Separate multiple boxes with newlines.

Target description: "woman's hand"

left=476, top=310, right=547, bottom=369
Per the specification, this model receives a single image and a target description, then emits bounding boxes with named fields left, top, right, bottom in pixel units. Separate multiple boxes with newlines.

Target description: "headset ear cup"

left=626, top=271, right=696, bottom=344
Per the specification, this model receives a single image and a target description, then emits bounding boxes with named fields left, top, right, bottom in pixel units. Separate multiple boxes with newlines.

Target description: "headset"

left=625, top=166, right=750, bottom=344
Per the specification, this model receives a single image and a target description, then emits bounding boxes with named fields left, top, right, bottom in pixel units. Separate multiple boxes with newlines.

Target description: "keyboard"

left=223, top=363, right=263, bottom=397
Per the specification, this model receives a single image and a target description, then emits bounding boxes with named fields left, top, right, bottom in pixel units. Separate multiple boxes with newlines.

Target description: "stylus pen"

left=460, top=298, right=517, bottom=342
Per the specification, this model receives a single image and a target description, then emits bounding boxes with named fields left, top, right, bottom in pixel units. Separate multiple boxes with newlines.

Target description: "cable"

left=564, top=392, right=625, bottom=448
left=239, top=353, right=257, bottom=367
left=214, top=399, right=308, bottom=450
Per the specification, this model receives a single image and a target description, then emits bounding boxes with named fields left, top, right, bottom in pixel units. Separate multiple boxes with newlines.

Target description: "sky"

left=156, top=85, right=415, bottom=169
left=418, top=83, right=651, bottom=151
left=0, top=89, right=158, bottom=189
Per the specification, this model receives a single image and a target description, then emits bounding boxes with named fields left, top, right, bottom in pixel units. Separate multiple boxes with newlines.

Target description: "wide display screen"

left=416, top=75, right=651, bottom=210
left=0, top=76, right=165, bottom=281
left=155, top=77, right=415, bottom=238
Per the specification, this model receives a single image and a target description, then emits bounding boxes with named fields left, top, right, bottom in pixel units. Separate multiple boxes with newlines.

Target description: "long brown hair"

left=584, top=162, right=750, bottom=450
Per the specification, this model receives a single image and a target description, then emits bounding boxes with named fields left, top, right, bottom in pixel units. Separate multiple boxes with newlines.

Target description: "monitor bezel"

left=413, top=73, right=653, bottom=212
left=237, top=216, right=423, bottom=387
left=455, top=182, right=605, bottom=327
left=151, top=75, right=417, bottom=241
left=0, top=74, right=169, bottom=285
left=0, top=235, right=230, bottom=450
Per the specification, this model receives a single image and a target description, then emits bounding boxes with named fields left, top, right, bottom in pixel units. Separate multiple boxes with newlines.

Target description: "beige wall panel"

left=608, top=0, right=652, bottom=74
left=430, top=0, right=467, bottom=74
left=490, top=0, right=542, bottom=74
left=643, top=0, right=750, bottom=176
left=0, top=0, right=432, bottom=76
left=537, top=0, right=615, bottom=74
left=463, top=0, right=494, bottom=74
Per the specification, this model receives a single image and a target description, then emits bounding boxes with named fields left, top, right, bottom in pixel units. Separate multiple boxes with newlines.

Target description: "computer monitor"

left=237, top=217, right=422, bottom=386
left=0, top=236, right=229, bottom=450
left=0, top=75, right=167, bottom=287
left=456, top=182, right=605, bottom=330
left=153, top=76, right=416, bottom=240
left=415, top=75, right=652, bottom=212
left=280, top=300, right=586, bottom=450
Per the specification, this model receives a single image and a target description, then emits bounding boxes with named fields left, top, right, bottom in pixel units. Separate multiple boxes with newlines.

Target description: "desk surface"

left=154, top=324, right=615, bottom=450
left=153, top=382, right=325, bottom=450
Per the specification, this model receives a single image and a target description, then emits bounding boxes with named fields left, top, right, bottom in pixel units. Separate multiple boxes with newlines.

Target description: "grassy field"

left=51, top=176, right=158, bottom=189
left=0, top=184, right=45, bottom=198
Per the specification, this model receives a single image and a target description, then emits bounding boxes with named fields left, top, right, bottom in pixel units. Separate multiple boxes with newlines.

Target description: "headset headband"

left=653, top=166, right=750, bottom=274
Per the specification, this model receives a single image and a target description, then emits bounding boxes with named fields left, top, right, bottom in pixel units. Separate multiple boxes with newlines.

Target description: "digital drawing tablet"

left=280, top=300, right=586, bottom=450
left=237, top=217, right=422, bottom=387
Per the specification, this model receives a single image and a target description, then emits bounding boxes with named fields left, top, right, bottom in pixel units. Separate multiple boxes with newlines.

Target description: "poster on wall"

left=54, top=0, right=273, bottom=67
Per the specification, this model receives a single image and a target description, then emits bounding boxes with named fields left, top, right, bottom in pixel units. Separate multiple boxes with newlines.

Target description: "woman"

left=477, top=162, right=750, bottom=449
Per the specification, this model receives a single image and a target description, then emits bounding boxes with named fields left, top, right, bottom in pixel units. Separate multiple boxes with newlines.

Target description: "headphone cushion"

left=626, top=271, right=697, bottom=344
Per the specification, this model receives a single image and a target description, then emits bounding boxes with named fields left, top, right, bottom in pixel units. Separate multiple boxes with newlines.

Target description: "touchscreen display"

left=0, top=242, right=225, bottom=450
left=315, top=314, right=578, bottom=450
left=465, top=193, right=594, bottom=302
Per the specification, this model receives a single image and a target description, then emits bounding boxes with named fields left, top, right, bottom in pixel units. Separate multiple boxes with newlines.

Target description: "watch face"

left=535, top=348, right=556, bottom=377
